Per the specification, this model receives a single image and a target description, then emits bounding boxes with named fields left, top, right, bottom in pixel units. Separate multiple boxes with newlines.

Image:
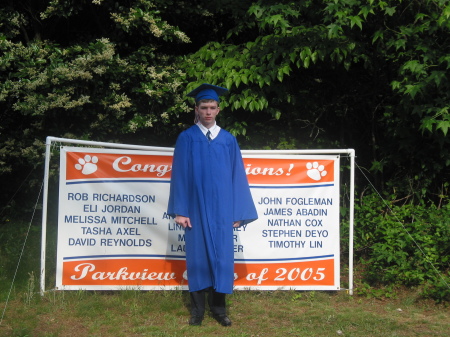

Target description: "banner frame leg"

left=348, top=149, right=355, bottom=295
left=40, top=137, right=53, bottom=296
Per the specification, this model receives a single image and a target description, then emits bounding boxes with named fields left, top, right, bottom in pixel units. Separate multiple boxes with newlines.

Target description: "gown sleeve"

left=230, top=137, right=258, bottom=225
left=167, top=132, right=191, bottom=218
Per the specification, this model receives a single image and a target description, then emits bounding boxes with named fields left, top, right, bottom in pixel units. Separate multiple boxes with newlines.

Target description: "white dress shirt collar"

left=196, top=122, right=221, bottom=140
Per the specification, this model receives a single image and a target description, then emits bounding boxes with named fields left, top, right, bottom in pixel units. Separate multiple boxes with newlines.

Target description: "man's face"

left=195, top=101, right=220, bottom=128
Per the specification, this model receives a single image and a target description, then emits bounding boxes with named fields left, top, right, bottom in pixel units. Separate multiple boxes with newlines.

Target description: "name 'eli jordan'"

left=83, top=204, right=141, bottom=213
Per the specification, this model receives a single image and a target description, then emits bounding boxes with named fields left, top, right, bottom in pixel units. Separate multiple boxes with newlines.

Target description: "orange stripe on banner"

left=61, top=258, right=335, bottom=287
left=243, top=158, right=335, bottom=185
left=66, top=151, right=335, bottom=185
left=235, top=259, right=335, bottom=287
left=66, top=152, right=173, bottom=181
left=62, top=259, right=187, bottom=287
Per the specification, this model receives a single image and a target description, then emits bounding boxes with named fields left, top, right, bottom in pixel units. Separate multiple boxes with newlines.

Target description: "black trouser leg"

left=190, top=290, right=206, bottom=317
left=207, top=288, right=226, bottom=316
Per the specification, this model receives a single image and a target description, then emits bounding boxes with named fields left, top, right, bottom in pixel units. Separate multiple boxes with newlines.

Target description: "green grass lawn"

left=1, top=288, right=448, bottom=336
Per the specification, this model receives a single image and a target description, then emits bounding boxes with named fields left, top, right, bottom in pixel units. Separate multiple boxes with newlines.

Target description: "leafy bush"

left=353, top=193, right=450, bottom=302
left=0, top=221, right=41, bottom=300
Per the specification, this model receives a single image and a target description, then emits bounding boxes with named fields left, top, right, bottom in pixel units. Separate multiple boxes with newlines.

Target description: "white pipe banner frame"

left=40, top=136, right=355, bottom=294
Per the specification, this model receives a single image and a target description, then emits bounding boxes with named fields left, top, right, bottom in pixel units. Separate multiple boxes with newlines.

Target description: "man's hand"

left=233, top=221, right=241, bottom=228
left=175, top=215, right=192, bottom=228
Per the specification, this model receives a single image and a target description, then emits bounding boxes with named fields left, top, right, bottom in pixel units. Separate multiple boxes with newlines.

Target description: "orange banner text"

left=65, top=151, right=335, bottom=185
left=61, top=258, right=335, bottom=288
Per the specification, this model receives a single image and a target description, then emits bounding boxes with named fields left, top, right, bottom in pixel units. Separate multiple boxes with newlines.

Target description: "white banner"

left=57, top=147, right=340, bottom=290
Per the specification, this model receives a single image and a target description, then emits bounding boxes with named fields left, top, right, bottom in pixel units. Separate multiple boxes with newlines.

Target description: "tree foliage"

left=0, top=0, right=193, bottom=214
left=351, top=193, right=450, bottom=302
left=185, top=0, right=450, bottom=201
left=2, top=0, right=449, bottom=205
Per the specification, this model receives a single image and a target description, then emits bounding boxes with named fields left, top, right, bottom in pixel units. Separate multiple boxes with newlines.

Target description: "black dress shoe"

left=213, top=314, right=232, bottom=327
left=189, top=316, right=203, bottom=326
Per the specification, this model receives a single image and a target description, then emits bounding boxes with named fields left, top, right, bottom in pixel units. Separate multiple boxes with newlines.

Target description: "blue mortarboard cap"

left=187, top=83, right=229, bottom=102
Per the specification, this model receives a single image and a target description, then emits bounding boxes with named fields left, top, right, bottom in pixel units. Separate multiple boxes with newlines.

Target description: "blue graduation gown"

left=167, top=125, right=257, bottom=294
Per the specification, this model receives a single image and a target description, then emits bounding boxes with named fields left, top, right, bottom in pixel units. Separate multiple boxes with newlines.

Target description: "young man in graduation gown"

left=167, top=83, right=258, bottom=326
